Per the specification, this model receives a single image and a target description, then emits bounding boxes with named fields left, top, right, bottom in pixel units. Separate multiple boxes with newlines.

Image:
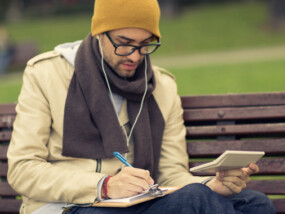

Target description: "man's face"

left=98, top=28, right=153, bottom=78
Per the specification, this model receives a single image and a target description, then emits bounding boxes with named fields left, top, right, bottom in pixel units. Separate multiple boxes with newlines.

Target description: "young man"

left=7, top=0, right=275, bottom=213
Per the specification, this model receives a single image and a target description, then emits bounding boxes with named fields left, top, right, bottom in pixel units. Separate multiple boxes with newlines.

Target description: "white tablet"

left=189, top=150, right=265, bottom=173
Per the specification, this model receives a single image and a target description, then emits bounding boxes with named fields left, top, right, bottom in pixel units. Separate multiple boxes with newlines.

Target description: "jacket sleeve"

left=7, top=64, right=105, bottom=204
left=155, top=72, right=209, bottom=186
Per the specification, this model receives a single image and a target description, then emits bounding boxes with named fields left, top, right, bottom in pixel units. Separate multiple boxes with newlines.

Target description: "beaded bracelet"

left=103, top=175, right=112, bottom=199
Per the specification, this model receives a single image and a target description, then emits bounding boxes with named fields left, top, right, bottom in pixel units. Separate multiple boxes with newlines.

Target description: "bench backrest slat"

left=0, top=131, right=13, bottom=142
left=184, top=106, right=285, bottom=121
left=0, top=104, right=17, bottom=115
left=0, top=145, right=9, bottom=160
left=189, top=158, right=285, bottom=175
left=187, top=123, right=285, bottom=137
left=247, top=180, right=285, bottom=195
left=0, top=199, right=22, bottom=213
left=0, top=183, right=19, bottom=197
left=0, top=118, right=15, bottom=128
left=273, top=200, right=285, bottom=213
left=187, top=139, right=285, bottom=156
left=181, top=92, right=285, bottom=108
left=0, top=162, right=8, bottom=177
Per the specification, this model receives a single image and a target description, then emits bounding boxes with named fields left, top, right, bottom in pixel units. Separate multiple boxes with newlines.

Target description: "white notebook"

left=93, top=186, right=180, bottom=207
left=189, top=150, right=265, bottom=173
left=99, top=187, right=177, bottom=203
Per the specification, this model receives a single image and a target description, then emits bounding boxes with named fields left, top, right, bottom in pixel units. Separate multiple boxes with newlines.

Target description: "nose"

left=126, top=49, right=142, bottom=63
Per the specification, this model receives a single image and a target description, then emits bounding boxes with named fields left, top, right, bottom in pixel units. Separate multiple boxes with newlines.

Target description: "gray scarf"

left=62, top=34, right=165, bottom=180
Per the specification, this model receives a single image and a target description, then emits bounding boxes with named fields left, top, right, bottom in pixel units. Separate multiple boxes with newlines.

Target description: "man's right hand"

left=107, top=167, right=154, bottom=199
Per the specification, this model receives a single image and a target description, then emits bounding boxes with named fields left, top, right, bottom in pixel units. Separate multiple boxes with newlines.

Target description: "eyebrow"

left=117, top=35, right=154, bottom=43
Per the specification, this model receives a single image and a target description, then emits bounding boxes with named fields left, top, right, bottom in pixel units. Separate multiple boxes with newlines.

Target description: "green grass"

left=172, top=59, right=285, bottom=95
left=0, top=72, right=22, bottom=103
left=5, top=14, right=91, bottom=53
left=1, top=58, right=285, bottom=103
left=157, top=1, right=285, bottom=55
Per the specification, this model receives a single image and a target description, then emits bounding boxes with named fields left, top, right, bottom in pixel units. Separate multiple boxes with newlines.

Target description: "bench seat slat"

left=0, top=199, right=22, bottom=213
left=0, top=183, right=19, bottom=197
left=184, top=106, right=285, bottom=121
left=189, top=158, right=285, bottom=175
left=187, top=139, right=285, bottom=156
left=181, top=93, right=285, bottom=108
left=187, top=123, right=285, bottom=137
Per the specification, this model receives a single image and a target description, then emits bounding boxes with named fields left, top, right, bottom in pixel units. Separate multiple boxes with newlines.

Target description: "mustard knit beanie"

left=91, top=0, right=161, bottom=38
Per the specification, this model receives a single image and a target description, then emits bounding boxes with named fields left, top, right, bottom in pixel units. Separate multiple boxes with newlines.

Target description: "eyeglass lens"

left=115, top=45, right=158, bottom=56
left=105, top=32, right=160, bottom=56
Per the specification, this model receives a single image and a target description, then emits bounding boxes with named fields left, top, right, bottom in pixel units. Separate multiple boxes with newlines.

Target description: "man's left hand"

left=206, top=163, right=259, bottom=196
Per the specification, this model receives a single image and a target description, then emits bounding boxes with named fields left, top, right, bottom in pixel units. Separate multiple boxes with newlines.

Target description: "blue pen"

left=113, top=151, right=164, bottom=196
left=113, top=152, right=133, bottom=167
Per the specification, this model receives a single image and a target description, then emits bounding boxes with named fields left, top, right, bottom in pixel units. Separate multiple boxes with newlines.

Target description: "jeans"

left=67, top=183, right=276, bottom=214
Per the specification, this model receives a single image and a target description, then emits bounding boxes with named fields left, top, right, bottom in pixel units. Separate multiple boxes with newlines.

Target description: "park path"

left=152, top=45, right=285, bottom=69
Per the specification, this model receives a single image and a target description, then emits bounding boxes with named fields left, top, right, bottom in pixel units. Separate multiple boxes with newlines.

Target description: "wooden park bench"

left=183, top=92, right=285, bottom=213
left=1, top=92, right=285, bottom=213
left=0, top=103, right=19, bottom=214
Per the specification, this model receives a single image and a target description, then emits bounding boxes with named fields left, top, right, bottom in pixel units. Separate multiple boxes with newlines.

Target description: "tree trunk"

left=158, top=0, right=181, bottom=19
left=5, top=0, right=24, bottom=22
left=268, top=0, right=285, bottom=30
left=0, top=0, right=10, bottom=21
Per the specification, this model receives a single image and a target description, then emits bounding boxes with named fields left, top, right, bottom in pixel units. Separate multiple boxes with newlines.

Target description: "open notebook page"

left=100, top=187, right=177, bottom=203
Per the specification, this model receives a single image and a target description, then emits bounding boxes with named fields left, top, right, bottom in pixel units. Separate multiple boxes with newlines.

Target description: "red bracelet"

left=104, top=175, right=112, bottom=199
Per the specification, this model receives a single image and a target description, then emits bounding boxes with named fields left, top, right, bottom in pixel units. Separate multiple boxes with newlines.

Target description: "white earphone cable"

left=97, top=36, right=148, bottom=161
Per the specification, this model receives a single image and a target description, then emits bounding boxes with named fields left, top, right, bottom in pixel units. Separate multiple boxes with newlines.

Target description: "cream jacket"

left=7, top=51, right=206, bottom=214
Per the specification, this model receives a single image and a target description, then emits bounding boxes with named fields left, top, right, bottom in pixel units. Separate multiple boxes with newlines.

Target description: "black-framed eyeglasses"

left=105, top=32, right=161, bottom=56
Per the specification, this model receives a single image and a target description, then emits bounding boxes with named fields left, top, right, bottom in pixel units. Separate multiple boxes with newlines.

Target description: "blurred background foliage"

left=1, top=0, right=285, bottom=54
left=0, top=0, right=285, bottom=102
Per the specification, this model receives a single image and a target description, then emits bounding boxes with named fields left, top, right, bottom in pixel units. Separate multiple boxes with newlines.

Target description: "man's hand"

left=206, top=163, right=259, bottom=196
left=107, top=167, right=154, bottom=199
